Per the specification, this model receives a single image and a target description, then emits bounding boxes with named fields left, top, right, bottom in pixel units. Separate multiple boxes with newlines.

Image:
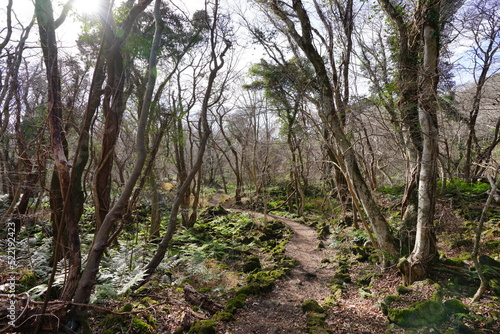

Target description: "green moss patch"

left=213, top=311, right=234, bottom=322
left=187, top=320, right=216, bottom=334
left=235, top=283, right=261, bottom=296
left=387, top=299, right=447, bottom=328
left=224, top=294, right=247, bottom=314
left=242, top=256, right=261, bottom=273
left=302, top=299, right=324, bottom=313
left=443, top=298, right=469, bottom=315
left=306, top=312, right=327, bottom=327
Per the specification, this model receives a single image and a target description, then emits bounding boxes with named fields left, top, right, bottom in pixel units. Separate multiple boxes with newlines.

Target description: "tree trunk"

left=400, top=1, right=440, bottom=285
left=270, top=0, right=399, bottom=258
left=73, top=0, right=157, bottom=308
left=141, top=10, right=232, bottom=280
left=35, top=0, right=81, bottom=302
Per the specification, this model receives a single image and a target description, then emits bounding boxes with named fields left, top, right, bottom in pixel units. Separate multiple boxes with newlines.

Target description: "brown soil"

left=218, top=210, right=389, bottom=333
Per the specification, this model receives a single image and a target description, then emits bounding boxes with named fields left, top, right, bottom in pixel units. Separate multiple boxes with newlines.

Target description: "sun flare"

left=72, top=0, right=103, bottom=15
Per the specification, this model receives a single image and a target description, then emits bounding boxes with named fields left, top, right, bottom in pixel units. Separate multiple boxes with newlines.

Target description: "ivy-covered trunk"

left=399, top=0, right=440, bottom=285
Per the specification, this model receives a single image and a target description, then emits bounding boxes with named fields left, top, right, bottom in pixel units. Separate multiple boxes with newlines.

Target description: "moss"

left=242, top=256, right=261, bottom=273
left=459, top=252, right=472, bottom=261
left=213, top=311, right=234, bottom=322
left=235, top=284, right=260, bottom=296
left=323, top=295, right=338, bottom=308
left=396, top=285, right=412, bottom=295
left=141, top=297, right=157, bottom=306
left=302, top=299, right=324, bottom=313
left=187, top=320, right=216, bottom=334
left=224, top=294, right=247, bottom=314
left=383, top=295, right=401, bottom=306
left=19, top=272, right=37, bottom=292
left=119, top=303, right=133, bottom=312
left=490, top=279, right=500, bottom=296
left=99, top=314, right=118, bottom=328
left=131, top=316, right=154, bottom=333
left=332, top=271, right=351, bottom=284
left=387, top=299, right=447, bottom=328
left=444, top=299, right=469, bottom=315
left=442, top=257, right=466, bottom=267
left=135, top=286, right=149, bottom=294
left=306, top=312, right=327, bottom=327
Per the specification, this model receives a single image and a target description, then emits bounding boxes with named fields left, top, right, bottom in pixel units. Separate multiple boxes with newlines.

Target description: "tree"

left=455, top=0, right=500, bottom=178
left=35, top=0, right=82, bottom=302
left=73, top=0, right=159, bottom=311
left=262, top=0, right=399, bottom=258
left=245, top=58, right=313, bottom=215
left=141, top=0, right=233, bottom=281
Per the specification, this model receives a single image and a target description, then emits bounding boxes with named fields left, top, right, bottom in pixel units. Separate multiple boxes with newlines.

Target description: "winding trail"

left=218, top=210, right=336, bottom=333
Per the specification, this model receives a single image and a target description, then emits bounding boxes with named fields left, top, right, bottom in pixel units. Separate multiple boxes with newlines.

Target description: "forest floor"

left=28, top=188, right=498, bottom=333
left=218, top=209, right=390, bottom=333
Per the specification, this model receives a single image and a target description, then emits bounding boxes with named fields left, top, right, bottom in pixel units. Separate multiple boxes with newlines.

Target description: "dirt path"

left=218, top=210, right=337, bottom=333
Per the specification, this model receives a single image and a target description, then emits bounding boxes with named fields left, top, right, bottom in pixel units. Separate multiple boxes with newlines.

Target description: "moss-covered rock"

left=235, top=284, right=260, bottom=296
left=119, top=303, right=133, bottom=312
left=444, top=298, right=469, bottom=315
left=387, top=299, right=447, bottom=328
left=246, top=269, right=285, bottom=292
left=187, top=320, right=216, bottom=334
left=213, top=311, right=234, bottom=322
left=490, top=279, right=500, bottom=296
left=306, top=312, right=327, bottom=327
left=198, top=205, right=229, bottom=221
left=383, top=295, right=401, bottom=306
left=131, top=317, right=154, bottom=333
left=355, top=273, right=376, bottom=287
left=479, top=254, right=500, bottom=267
left=242, top=256, right=261, bottom=273
left=350, top=245, right=370, bottom=262
left=396, top=285, right=412, bottom=295
left=332, top=271, right=351, bottom=284
left=442, top=257, right=466, bottom=267
left=323, top=295, right=338, bottom=308
left=224, top=294, right=247, bottom=314
left=302, top=299, right=324, bottom=313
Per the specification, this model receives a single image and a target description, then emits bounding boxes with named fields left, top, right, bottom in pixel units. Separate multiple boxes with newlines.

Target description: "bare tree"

left=454, top=0, right=500, bottom=178
left=142, top=0, right=233, bottom=281
left=263, top=0, right=399, bottom=258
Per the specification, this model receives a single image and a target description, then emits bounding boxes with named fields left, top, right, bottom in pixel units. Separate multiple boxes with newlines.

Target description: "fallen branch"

left=183, top=283, right=223, bottom=315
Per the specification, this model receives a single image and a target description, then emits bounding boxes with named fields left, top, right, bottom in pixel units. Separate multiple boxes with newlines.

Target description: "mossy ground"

left=85, top=207, right=295, bottom=333
left=23, top=183, right=499, bottom=333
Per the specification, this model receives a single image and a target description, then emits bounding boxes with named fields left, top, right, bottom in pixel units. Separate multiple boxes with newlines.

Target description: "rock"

left=187, top=320, right=216, bottom=334
left=301, top=299, right=324, bottom=313
left=387, top=299, right=447, bottom=328
left=306, top=312, right=327, bottom=327
left=242, top=256, right=261, bottom=273
left=396, top=285, right=412, bottom=295
left=444, top=298, right=469, bottom=315
left=479, top=255, right=500, bottom=268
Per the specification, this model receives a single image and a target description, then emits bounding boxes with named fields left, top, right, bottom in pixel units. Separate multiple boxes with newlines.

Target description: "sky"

left=0, top=0, right=495, bottom=93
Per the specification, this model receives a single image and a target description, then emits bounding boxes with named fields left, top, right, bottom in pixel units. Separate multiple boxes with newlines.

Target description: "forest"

left=0, top=0, right=499, bottom=332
